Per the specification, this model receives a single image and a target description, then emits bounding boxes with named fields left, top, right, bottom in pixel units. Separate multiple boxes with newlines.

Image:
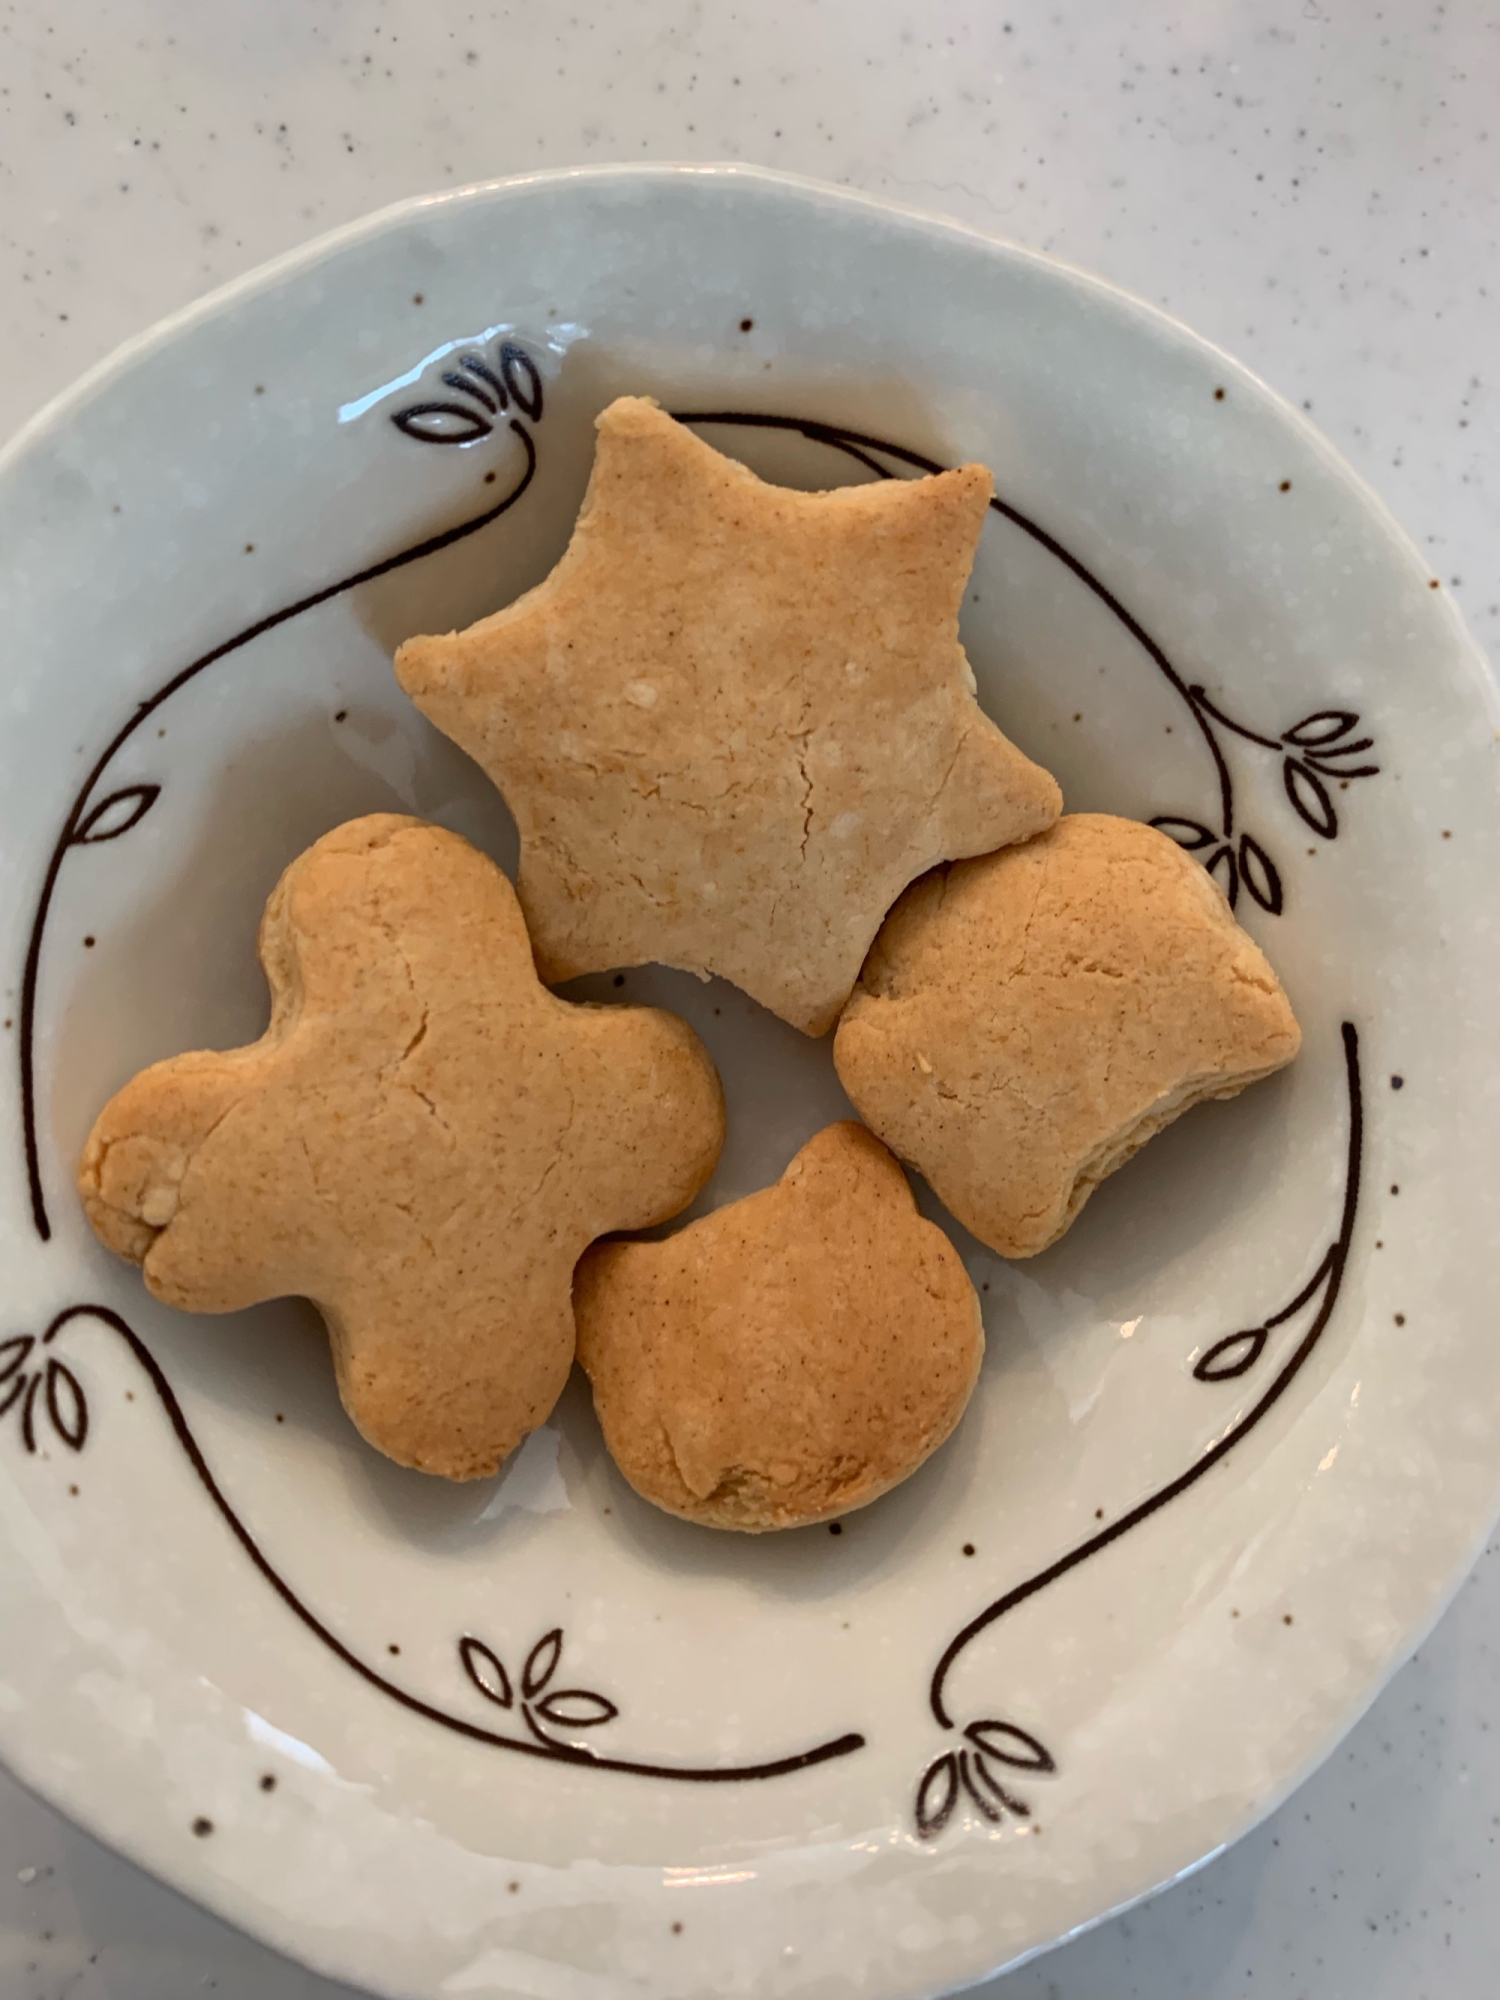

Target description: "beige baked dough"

left=394, top=396, right=1060, bottom=1036
left=573, top=1122, right=984, bottom=1531
left=833, top=814, right=1302, bottom=1258
left=78, top=815, right=725, bottom=1480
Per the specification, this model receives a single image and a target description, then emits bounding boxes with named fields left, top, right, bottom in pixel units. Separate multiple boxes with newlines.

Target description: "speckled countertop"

left=2, top=3, right=1498, bottom=1996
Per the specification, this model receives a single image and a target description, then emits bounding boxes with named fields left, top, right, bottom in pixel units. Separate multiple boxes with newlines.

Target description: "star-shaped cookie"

left=395, top=397, right=1061, bottom=1035
left=78, top=815, right=725, bottom=1480
left=834, top=815, right=1302, bottom=1257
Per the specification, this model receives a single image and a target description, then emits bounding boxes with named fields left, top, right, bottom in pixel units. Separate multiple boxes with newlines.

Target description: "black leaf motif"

left=1208, top=843, right=1240, bottom=907
left=970, top=1751, right=1031, bottom=1817
left=1305, top=757, right=1380, bottom=780
left=20, top=1375, right=41, bottom=1453
left=1303, top=735, right=1375, bottom=762
left=534, top=1689, right=619, bottom=1730
left=957, top=1749, right=1002, bottom=1822
left=441, top=369, right=497, bottom=414
left=1150, top=815, right=1218, bottom=852
left=1237, top=835, right=1283, bottom=915
left=500, top=343, right=543, bottom=423
left=0, top=1374, right=28, bottom=1419
left=523, top=1628, right=563, bottom=1698
left=393, top=402, right=494, bottom=446
left=0, top=1335, right=34, bottom=1384
left=1193, top=1327, right=1269, bottom=1381
left=964, top=1720, right=1057, bottom=1772
left=1283, top=710, right=1359, bottom=748
left=459, top=1636, right=514, bottom=1709
left=74, top=785, right=161, bottom=845
left=916, top=1751, right=960, bottom=1838
left=459, top=355, right=508, bottom=406
left=1284, top=759, right=1338, bottom=839
left=44, top=1359, right=87, bottom=1451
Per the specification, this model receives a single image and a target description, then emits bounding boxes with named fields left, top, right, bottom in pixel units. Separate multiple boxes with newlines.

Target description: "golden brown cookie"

left=573, top=1122, right=984, bottom=1531
left=79, top=815, right=725, bottom=1480
left=395, top=396, right=1060, bottom=1036
left=833, top=814, right=1302, bottom=1258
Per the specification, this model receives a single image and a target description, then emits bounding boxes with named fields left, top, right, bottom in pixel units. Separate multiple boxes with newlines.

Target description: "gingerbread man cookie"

left=79, top=815, right=725, bottom=1480
left=834, top=814, right=1302, bottom=1258
left=574, top=1122, right=984, bottom=1531
left=395, top=396, right=1060, bottom=1035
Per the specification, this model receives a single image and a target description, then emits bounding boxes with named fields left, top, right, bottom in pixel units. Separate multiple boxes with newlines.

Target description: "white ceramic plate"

left=2, top=165, right=1498, bottom=2000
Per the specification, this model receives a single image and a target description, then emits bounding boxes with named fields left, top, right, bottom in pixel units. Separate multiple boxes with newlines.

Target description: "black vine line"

left=1, top=1305, right=863, bottom=1785
left=672, top=411, right=1378, bottom=919
left=911, top=1021, right=1362, bottom=1839
left=19, top=338, right=546, bottom=1243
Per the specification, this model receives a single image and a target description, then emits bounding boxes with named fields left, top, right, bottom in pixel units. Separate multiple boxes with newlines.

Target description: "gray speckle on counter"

left=2, top=2, right=1498, bottom=1994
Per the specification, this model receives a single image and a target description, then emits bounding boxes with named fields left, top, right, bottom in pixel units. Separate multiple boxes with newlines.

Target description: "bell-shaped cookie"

left=574, top=1122, right=984, bottom=1530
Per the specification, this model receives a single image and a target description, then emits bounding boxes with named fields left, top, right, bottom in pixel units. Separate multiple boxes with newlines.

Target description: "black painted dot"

left=962, top=1542, right=975, bottom=1557
left=388, top=1643, right=401, bottom=1655
left=828, top=1521, right=843, bottom=1535
left=671, top=1921, right=684, bottom=1935
left=68, top=1484, right=79, bottom=1496
left=1442, top=829, right=1452, bottom=839
left=244, top=542, right=255, bottom=554
left=413, top=293, right=425, bottom=305
left=1391, top=1075, right=1404, bottom=1090
left=1279, top=480, right=1292, bottom=492
left=1072, top=711, right=1081, bottom=722
left=1376, top=1239, right=1383, bottom=1249
left=508, top=1880, right=520, bottom=1894
left=260, top=1773, right=277, bottom=1792
left=334, top=709, right=347, bottom=723
left=739, top=317, right=753, bottom=332
left=1214, top=387, right=1226, bottom=400
left=484, top=470, right=496, bottom=484
left=1391, top=1183, right=1400, bottom=1195
left=275, top=1411, right=284, bottom=1422
left=1395, top=1313, right=1406, bottom=1326
left=192, top=1817, right=214, bottom=1838
left=1094, top=1507, right=1104, bottom=1520
left=1231, top=1607, right=1240, bottom=1618
left=254, top=384, right=265, bottom=395
left=1283, top=1613, right=1294, bottom=1626
left=1429, top=579, right=1441, bottom=589
left=83, top=936, right=95, bottom=948
left=613, top=973, right=625, bottom=987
